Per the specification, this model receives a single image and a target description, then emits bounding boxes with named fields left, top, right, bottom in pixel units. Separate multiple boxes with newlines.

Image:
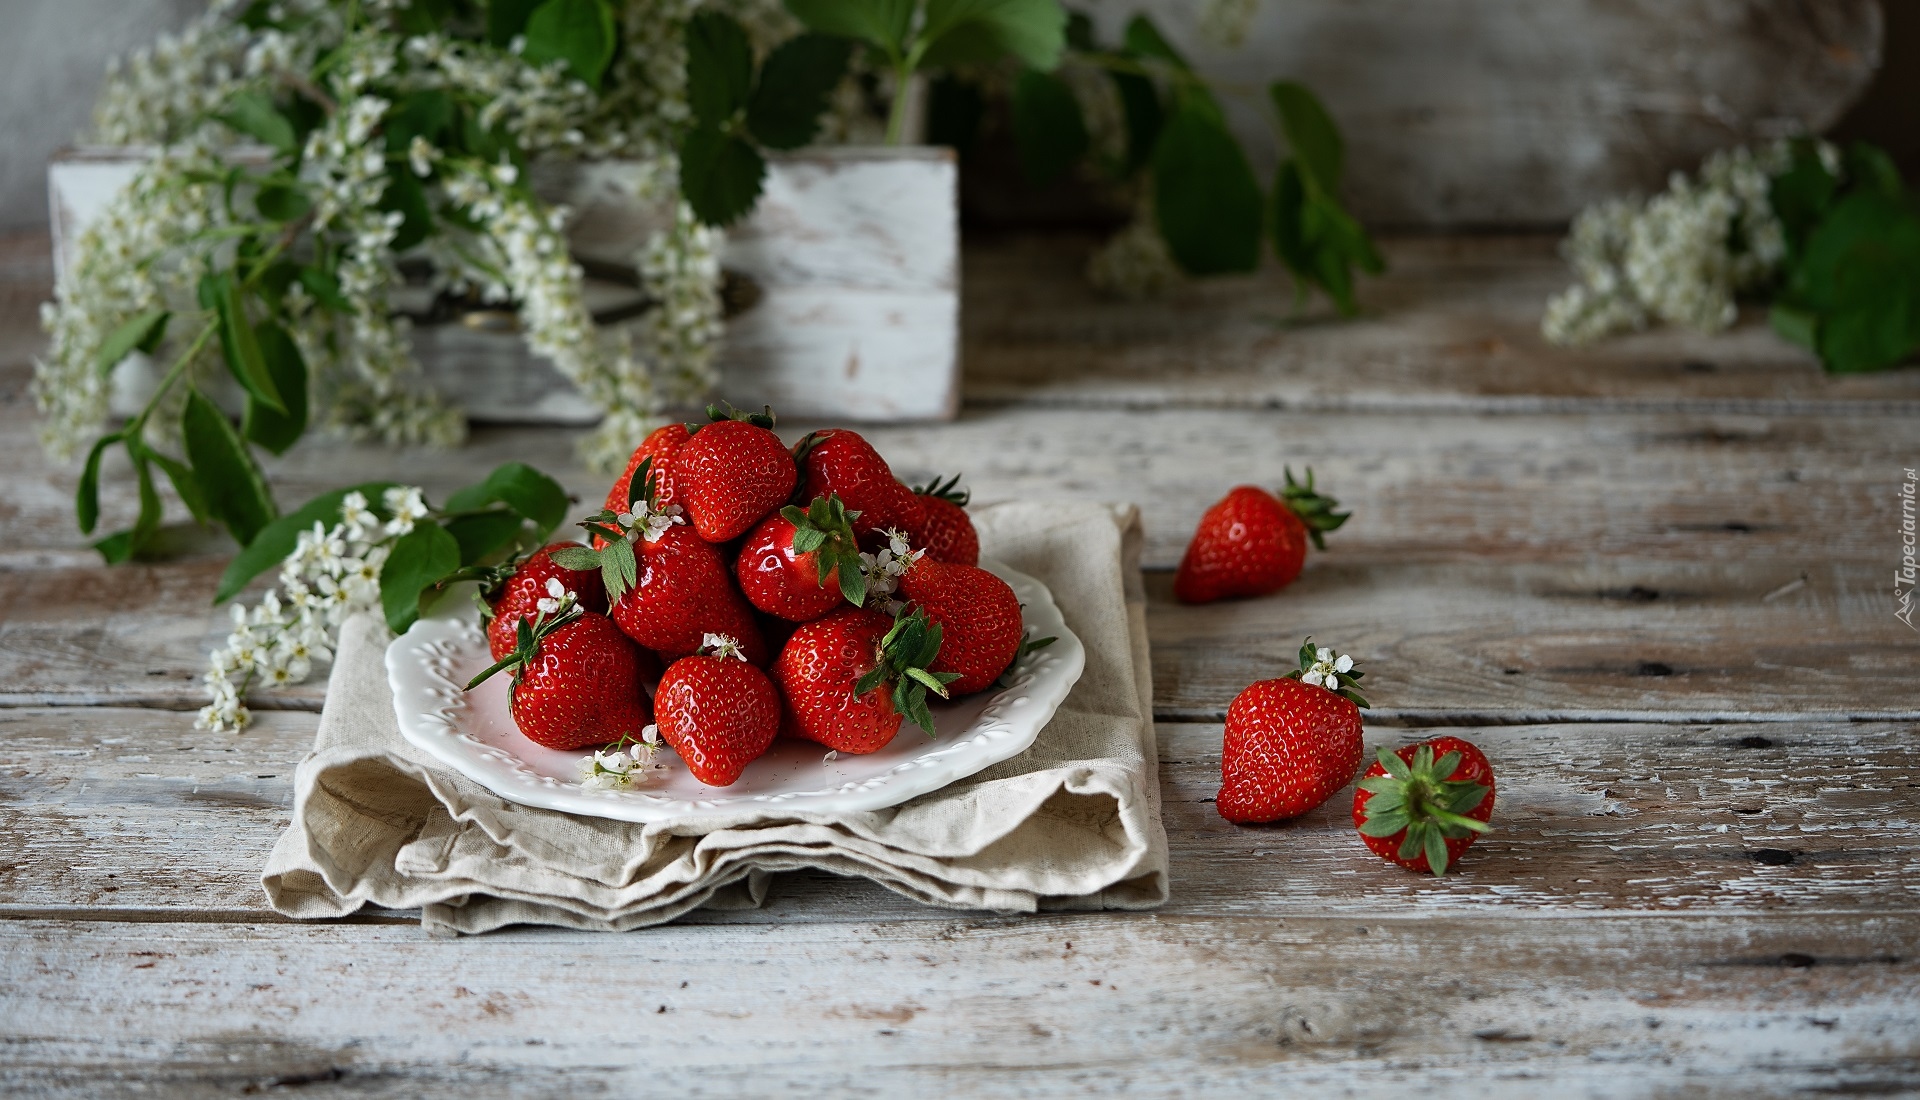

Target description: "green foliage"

left=182, top=389, right=278, bottom=547
left=95, top=310, right=171, bottom=376
left=1152, top=94, right=1262, bottom=275
left=521, top=0, right=617, bottom=87
left=214, top=481, right=399, bottom=602
left=1769, top=140, right=1920, bottom=374
left=442, top=462, right=571, bottom=542
left=220, top=90, right=297, bottom=153
left=381, top=523, right=463, bottom=632
left=748, top=35, right=855, bottom=150
left=1011, top=69, right=1088, bottom=186
left=240, top=320, right=309, bottom=455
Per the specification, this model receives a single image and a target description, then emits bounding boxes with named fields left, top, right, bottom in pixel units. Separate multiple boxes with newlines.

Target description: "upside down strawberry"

left=465, top=596, right=652, bottom=752
left=774, top=606, right=958, bottom=754
left=795, top=429, right=924, bottom=541
left=1353, top=736, right=1495, bottom=876
left=1217, top=639, right=1369, bottom=824
left=653, top=634, right=781, bottom=786
left=735, top=494, right=869, bottom=622
left=675, top=404, right=797, bottom=542
left=909, top=474, right=979, bottom=566
left=1175, top=469, right=1348, bottom=604
left=481, top=542, right=609, bottom=661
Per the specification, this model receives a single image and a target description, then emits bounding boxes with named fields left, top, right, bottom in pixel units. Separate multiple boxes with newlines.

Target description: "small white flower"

left=340, top=491, right=377, bottom=543
left=703, top=633, right=745, bottom=661
left=1301, top=646, right=1357, bottom=694
left=382, top=486, right=429, bottom=536
left=407, top=135, right=437, bottom=178
left=641, top=724, right=660, bottom=746
left=1333, top=654, right=1354, bottom=674
left=536, top=577, right=574, bottom=615
left=824, top=750, right=838, bottom=764
left=1300, top=669, right=1324, bottom=688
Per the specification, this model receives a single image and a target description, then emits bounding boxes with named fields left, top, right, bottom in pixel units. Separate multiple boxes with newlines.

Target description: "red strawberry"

left=773, top=607, right=957, bottom=754
left=1354, top=736, right=1495, bottom=876
left=675, top=404, right=798, bottom=542
left=795, top=429, right=924, bottom=540
left=550, top=488, right=767, bottom=666
left=466, top=603, right=651, bottom=752
left=909, top=474, right=979, bottom=566
left=482, top=542, right=609, bottom=661
left=1217, top=639, right=1369, bottom=824
left=735, top=495, right=868, bottom=622
left=1174, top=469, right=1348, bottom=604
left=605, top=423, right=690, bottom=516
left=653, top=635, right=782, bottom=786
left=897, top=549, right=1045, bottom=695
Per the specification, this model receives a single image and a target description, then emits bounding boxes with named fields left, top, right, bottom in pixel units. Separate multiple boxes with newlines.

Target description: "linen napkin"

left=262, top=500, right=1166, bottom=934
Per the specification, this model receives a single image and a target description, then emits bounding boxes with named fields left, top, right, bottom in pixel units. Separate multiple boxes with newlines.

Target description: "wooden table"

left=3, top=230, right=1917, bottom=1095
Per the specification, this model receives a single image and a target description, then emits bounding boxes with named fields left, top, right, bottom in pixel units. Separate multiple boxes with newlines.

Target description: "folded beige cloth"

left=262, top=500, right=1167, bottom=934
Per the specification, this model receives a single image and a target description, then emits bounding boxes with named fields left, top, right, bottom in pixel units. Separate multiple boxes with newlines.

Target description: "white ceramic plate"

left=385, top=558, right=1085, bottom=824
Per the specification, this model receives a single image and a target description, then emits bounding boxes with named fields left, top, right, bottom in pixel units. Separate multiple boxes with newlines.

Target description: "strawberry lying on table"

left=461, top=404, right=1052, bottom=788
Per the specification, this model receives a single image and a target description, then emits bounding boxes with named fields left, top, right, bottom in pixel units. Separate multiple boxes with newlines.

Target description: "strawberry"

left=480, top=542, right=609, bottom=661
left=1174, top=468, right=1348, bottom=604
left=794, top=429, right=924, bottom=541
left=604, top=423, right=690, bottom=516
left=897, top=546, right=1047, bottom=695
left=1216, top=639, right=1369, bottom=824
left=1354, top=737, right=1495, bottom=876
left=773, top=606, right=958, bottom=754
left=908, top=474, right=979, bottom=566
left=735, top=494, right=869, bottom=622
left=465, top=598, right=652, bottom=752
left=653, top=634, right=782, bottom=786
left=551, top=480, right=768, bottom=666
left=674, top=404, right=798, bottom=543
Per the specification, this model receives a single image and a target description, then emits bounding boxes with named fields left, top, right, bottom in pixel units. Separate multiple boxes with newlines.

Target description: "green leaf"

left=784, top=0, right=914, bottom=53
left=1769, top=141, right=1838, bottom=260
left=379, top=170, right=434, bottom=253
left=444, top=462, right=570, bottom=539
left=76, top=432, right=122, bottom=535
left=380, top=523, right=463, bottom=633
left=679, top=125, right=768, bottom=227
left=199, top=274, right=286, bottom=415
left=182, top=389, right=278, bottom=547
left=1770, top=303, right=1818, bottom=350
left=215, top=481, right=399, bottom=603
left=1111, top=71, right=1162, bottom=174
left=1423, top=828, right=1450, bottom=876
left=96, top=310, right=170, bottom=376
left=1357, top=812, right=1409, bottom=838
left=147, top=449, right=211, bottom=527
left=747, top=33, right=853, bottom=150
left=522, top=0, right=616, bottom=86
left=1844, top=140, right=1904, bottom=198
left=1152, top=95, right=1262, bottom=275
left=445, top=511, right=527, bottom=565
left=488, top=0, right=544, bottom=45
left=549, top=545, right=602, bottom=571
left=241, top=321, right=309, bottom=455
left=1123, top=13, right=1188, bottom=71
left=384, top=89, right=455, bottom=154
left=220, top=90, right=297, bottom=154
left=1269, top=82, right=1342, bottom=197
left=918, top=0, right=1068, bottom=71
left=298, top=266, right=352, bottom=312
left=93, top=450, right=163, bottom=565
left=1786, top=189, right=1920, bottom=373
left=254, top=179, right=311, bottom=223
left=686, top=10, right=755, bottom=128
left=1011, top=69, right=1089, bottom=187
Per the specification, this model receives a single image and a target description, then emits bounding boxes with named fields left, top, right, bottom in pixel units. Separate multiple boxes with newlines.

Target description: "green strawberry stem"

left=1278, top=466, right=1349, bottom=551
left=1356, top=744, right=1493, bottom=876
left=853, top=606, right=961, bottom=736
left=464, top=596, right=582, bottom=691
left=781, top=493, right=868, bottom=607
left=912, top=473, right=970, bottom=506
left=688, top=400, right=775, bottom=434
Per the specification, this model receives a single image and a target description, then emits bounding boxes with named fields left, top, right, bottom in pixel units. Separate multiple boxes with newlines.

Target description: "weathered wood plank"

left=3, top=913, right=1915, bottom=1097
left=5, top=708, right=1913, bottom=920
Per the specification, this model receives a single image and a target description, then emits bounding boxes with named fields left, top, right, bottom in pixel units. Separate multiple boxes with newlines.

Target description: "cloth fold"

left=263, top=500, right=1167, bottom=934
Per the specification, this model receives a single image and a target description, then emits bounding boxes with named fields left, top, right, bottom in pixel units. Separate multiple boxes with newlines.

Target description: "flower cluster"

left=614, top=493, right=687, bottom=543
left=197, top=487, right=424, bottom=731
left=578, top=726, right=667, bottom=790
left=1543, top=141, right=1807, bottom=346
left=1087, top=196, right=1185, bottom=301
left=860, top=528, right=924, bottom=612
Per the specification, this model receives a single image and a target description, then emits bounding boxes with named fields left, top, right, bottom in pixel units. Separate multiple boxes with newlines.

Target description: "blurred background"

left=5, top=0, right=1911, bottom=233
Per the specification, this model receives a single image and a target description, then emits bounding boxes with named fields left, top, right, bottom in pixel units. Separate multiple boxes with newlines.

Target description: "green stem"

left=124, top=317, right=219, bottom=439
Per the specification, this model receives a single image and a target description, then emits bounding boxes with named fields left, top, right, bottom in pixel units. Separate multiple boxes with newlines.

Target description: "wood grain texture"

left=4, top=709, right=1914, bottom=920
left=4, top=914, right=1915, bottom=1097
left=1080, top=0, right=1883, bottom=227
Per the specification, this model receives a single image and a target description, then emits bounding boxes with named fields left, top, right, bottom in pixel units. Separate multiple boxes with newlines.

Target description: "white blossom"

left=703, top=633, right=746, bottom=661
left=1301, top=646, right=1357, bottom=693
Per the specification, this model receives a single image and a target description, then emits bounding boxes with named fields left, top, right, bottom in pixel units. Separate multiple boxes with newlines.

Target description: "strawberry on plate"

left=908, top=473, right=979, bottom=565
left=675, top=404, right=798, bottom=543
left=897, top=544, right=1047, bottom=695
left=1174, top=468, right=1348, bottom=604
left=653, top=633, right=782, bottom=786
left=1354, top=736, right=1495, bottom=876
left=480, top=542, right=609, bottom=661
left=605, top=423, right=691, bottom=515
left=735, top=494, right=868, bottom=622
left=465, top=595, right=652, bottom=752
left=773, top=606, right=958, bottom=754
left=794, top=429, right=924, bottom=540
left=1216, top=639, right=1369, bottom=824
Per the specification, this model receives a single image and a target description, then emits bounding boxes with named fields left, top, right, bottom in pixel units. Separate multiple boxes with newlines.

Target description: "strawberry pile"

left=466, top=405, right=1048, bottom=789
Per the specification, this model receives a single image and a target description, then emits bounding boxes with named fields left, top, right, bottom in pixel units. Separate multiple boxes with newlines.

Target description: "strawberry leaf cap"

left=464, top=589, right=584, bottom=693
left=779, top=494, right=869, bottom=607
left=912, top=473, right=970, bottom=506
left=851, top=606, right=962, bottom=736
left=1278, top=466, right=1349, bottom=551
left=1356, top=744, right=1494, bottom=876
left=550, top=467, right=682, bottom=603
left=1287, top=636, right=1369, bottom=708
left=688, top=400, right=776, bottom=434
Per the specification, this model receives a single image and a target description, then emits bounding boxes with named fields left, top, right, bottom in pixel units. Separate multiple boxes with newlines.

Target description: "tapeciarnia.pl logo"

left=1899, top=468, right=1917, bottom=630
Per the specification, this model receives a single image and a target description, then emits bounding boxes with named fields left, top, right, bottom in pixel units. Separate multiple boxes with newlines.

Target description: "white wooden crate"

left=48, top=145, right=960, bottom=423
